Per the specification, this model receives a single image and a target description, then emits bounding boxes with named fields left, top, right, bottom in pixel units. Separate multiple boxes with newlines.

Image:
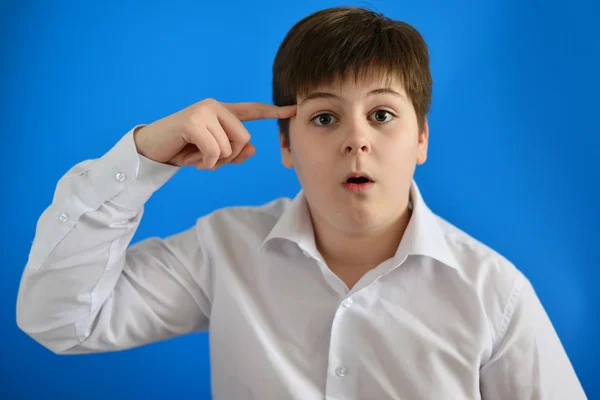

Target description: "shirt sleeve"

left=480, top=273, right=587, bottom=399
left=16, top=126, right=214, bottom=355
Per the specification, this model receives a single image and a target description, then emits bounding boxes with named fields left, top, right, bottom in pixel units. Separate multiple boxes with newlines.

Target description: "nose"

left=341, top=124, right=371, bottom=155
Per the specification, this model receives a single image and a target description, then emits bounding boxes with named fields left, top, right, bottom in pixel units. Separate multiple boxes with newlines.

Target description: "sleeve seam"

left=195, top=219, right=215, bottom=314
left=492, top=271, right=525, bottom=352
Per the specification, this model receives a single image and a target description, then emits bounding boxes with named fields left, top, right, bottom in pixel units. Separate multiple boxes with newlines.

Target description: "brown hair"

left=272, top=6, right=432, bottom=143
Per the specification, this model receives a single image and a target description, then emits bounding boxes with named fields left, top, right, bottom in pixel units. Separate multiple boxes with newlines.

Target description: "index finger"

left=221, top=102, right=297, bottom=121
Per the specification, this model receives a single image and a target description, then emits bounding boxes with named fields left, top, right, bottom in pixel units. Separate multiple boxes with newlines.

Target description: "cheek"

left=290, top=127, right=329, bottom=164
left=290, top=141, right=334, bottom=191
left=292, top=142, right=330, bottom=174
left=375, top=134, right=419, bottom=173
left=383, top=126, right=419, bottom=151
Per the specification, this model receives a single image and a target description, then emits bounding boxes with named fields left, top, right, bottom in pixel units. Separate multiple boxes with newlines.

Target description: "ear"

left=416, top=118, right=429, bottom=165
left=280, top=131, right=293, bottom=168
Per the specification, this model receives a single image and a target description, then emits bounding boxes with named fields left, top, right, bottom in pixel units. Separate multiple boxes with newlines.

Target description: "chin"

left=337, top=209, right=381, bottom=232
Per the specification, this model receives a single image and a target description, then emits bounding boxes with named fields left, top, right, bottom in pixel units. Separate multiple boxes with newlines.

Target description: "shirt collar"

left=260, top=179, right=461, bottom=272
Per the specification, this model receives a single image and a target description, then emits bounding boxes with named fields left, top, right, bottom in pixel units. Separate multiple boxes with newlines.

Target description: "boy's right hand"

left=133, top=98, right=296, bottom=170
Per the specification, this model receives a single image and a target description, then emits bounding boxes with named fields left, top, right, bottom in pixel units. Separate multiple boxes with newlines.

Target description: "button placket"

left=325, top=302, right=358, bottom=398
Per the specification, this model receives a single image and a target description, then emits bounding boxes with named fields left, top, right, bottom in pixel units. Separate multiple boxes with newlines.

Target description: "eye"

left=369, top=110, right=395, bottom=123
left=311, top=113, right=338, bottom=126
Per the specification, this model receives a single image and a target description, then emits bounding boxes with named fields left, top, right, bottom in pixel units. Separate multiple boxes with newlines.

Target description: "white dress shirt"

left=16, top=126, right=586, bottom=400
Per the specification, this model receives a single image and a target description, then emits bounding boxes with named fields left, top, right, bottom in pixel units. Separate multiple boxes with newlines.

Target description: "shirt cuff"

left=87, top=125, right=181, bottom=211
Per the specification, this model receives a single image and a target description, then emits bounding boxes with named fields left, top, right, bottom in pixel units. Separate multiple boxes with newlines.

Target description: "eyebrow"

left=298, top=87, right=406, bottom=106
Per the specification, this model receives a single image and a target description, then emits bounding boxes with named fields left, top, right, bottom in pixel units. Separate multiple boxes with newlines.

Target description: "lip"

left=343, top=181, right=375, bottom=192
left=342, top=171, right=375, bottom=193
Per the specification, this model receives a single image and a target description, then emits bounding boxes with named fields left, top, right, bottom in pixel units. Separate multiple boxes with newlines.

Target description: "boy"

left=16, top=6, right=586, bottom=399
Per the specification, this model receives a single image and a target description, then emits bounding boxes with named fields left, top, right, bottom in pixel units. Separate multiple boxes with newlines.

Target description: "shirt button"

left=115, top=172, right=127, bottom=182
left=342, top=298, right=354, bottom=308
left=336, top=367, right=348, bottom=377
left=58, top=213, right=69, bottom=223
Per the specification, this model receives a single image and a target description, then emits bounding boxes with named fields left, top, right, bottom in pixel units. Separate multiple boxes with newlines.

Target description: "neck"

left=312, top=204, right=412, bottom=270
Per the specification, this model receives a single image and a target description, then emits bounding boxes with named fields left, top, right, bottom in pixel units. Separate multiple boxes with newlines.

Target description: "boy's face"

left=280, top=74, right=429, bottom=235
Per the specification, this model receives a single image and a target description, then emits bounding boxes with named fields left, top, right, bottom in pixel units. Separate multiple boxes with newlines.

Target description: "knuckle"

left=196, top=104, right=213, bottom=120
left=201, top=97, right=218, bottom=106
left=204, top=147, right=221, bottom=159
left=235, top=126, right=251, bottom=142
left=222, top=146, right=233, bottom=158
left=240, top=129, right=251, bottom=141
left=191, top=99, right=217, bottom=119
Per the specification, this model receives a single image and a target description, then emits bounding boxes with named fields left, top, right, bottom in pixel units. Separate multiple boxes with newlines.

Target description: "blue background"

left=2, top=0, right=598, bottom=398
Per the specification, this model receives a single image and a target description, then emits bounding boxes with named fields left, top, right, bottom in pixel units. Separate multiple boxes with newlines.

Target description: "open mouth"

left=345, top=176, right=372, bottom=184
left=343, top=174, right=375, bottom=192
